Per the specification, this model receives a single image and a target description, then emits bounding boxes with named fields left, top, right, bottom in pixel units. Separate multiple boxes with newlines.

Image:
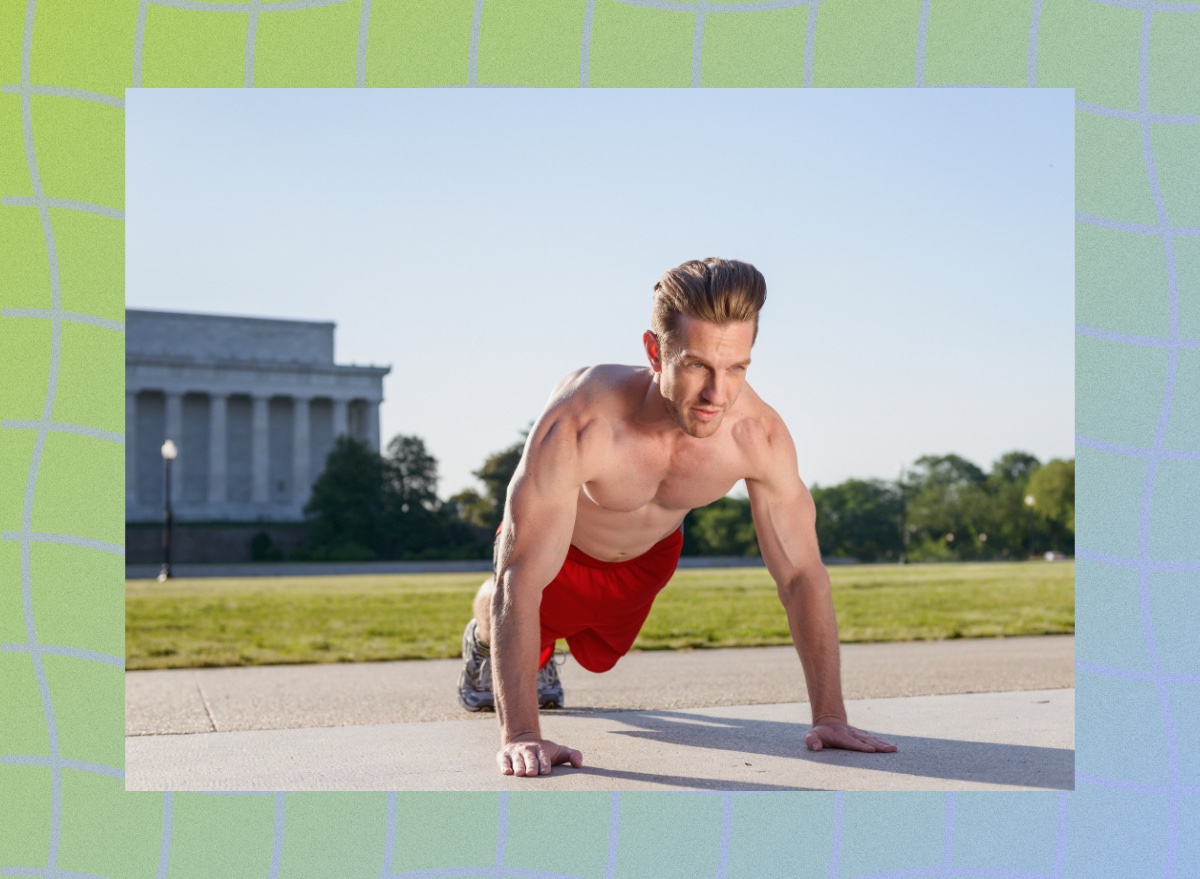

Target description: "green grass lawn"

left=125, top=561, right=1074, bottom=670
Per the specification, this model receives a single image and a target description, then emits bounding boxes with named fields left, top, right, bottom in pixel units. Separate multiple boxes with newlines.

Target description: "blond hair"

left=651, top=258, right=767, bottom=354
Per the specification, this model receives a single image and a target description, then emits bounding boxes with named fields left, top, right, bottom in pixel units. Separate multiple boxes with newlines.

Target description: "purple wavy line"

left=1077, top=772, right=1200, bottom=797
left=1076, top=659, right=1197, bottom=684
left=1075, top=435, right=1197, bottom=461
left=1075, top=323, right=1200, bottom=350
left=1075, top=548, right=1199, bottom=572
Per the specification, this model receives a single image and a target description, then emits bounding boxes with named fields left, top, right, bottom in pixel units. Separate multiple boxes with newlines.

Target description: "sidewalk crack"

left=194, top=672, right=219, bottom=732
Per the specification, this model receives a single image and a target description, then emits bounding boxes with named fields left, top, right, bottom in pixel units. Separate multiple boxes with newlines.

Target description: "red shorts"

left=535, top=529, right=684, bottom=673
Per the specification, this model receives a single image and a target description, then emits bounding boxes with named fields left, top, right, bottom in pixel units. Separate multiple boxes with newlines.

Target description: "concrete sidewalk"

left=126, top=636, right=1073, bottom=792
left=127, top=689, right=1072, bottom=792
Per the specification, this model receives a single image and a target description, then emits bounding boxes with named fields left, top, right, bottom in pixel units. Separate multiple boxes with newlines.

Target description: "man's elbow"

left=492, top=567, right=542, bottom=619
left=777, top=565, right=832, bottom=606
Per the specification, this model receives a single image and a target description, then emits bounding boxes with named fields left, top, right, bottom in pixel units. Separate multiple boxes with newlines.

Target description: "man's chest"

left=580, top=435, right=745, bottom=514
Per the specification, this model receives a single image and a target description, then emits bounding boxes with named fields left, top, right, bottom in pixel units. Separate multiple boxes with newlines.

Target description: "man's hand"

left=497, top=736, right=584, bottom=776
left=805, top=718, right=897, bottom=753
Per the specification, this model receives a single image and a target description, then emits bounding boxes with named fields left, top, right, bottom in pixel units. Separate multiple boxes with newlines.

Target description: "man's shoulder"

left=549, top=364, right=646, bottom=415
left=555, top=363, right=645, bottom=392
left=729, top=386, right=798, bottom=477
left=535, top=365, right=643, bottom=452
left=731, top=384, right=790, bottom=441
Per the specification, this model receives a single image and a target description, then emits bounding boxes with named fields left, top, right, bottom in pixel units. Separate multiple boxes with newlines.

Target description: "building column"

left=365, top=399, right=381, bottom=452
left=332, top=397, right=349, bottom=441
left=252, top=394, right=270, bottom=505
left=125, top=391, right=137, bottom=509
left=209, top=393, right=228, bottom=507
left=292, top=396, right=310, bottom=511
left=164, top=390, right=184, bottom=508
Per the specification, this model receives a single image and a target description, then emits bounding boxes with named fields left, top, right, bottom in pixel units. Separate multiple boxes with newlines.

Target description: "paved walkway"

left=126, top=636, right=1074, bottom=792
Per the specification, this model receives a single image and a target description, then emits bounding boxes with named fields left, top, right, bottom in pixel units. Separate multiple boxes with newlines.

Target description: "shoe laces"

left=538, top=649, right=566, bottom=682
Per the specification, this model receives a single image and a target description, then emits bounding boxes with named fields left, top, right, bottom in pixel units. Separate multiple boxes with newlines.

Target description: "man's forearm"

left=779, top=567, right=848, bottom=724
left=490, top=577, right=543, bottom=743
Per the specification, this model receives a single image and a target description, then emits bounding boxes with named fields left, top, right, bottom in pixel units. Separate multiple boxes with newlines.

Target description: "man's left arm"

left=745, top=422, right=897, bottom=754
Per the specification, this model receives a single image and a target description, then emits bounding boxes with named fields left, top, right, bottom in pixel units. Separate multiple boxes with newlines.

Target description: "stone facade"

left=126, top=309, right=390, bottom=524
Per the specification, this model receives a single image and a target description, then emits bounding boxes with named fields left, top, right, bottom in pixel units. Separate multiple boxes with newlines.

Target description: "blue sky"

left=127, top=88, right=1074, bottom=499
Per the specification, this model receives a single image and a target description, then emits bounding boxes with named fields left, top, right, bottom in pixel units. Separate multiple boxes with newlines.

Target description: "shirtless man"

left=458, top=258, right=897, bottom=777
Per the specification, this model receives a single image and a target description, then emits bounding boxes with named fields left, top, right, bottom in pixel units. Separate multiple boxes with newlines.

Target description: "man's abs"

left=568, top=487, right=698, bottom=562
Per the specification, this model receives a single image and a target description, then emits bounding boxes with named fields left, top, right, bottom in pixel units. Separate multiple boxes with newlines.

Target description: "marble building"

left=126, top=309, right=390, bottom=524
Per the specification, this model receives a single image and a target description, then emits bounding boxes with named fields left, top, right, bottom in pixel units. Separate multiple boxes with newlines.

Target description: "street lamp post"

left=159, top=439, right=178, bottom=582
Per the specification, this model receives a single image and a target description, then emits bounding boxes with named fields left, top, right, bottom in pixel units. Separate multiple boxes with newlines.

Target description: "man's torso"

left=543, top=364, right=779, bottom=562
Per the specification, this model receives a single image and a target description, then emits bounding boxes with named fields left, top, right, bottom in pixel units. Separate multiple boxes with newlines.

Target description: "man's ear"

left=643, top=331, right=663, bottom=373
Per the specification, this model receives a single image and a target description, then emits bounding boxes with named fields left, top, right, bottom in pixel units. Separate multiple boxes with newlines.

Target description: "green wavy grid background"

left=0, top=0, right=1196, bottom=876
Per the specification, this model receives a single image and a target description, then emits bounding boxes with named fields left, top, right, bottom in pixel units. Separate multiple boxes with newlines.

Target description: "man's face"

left=644, top=315, right=755, bottom=439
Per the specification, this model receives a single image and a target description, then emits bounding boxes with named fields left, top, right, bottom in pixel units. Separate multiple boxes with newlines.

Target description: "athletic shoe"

left=537, top=651, right=565, bottom=709
left=457, top=618, right=494, bottom=711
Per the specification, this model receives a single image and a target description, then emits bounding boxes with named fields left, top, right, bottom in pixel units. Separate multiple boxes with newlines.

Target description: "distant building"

left=126, top=309, right=390, bottom=526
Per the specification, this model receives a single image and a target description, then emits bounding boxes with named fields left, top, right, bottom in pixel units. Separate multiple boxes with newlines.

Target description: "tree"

left=302, top=435, right=387, bottom=560
left=985, top=451, right=1042, bottom=559
left=811, top=479, right=903, bottom=562
left=384, top=435, right=440, bottom=513
left=446, top=488, right=494, bottom=530
left=1026, top=458, right=1074, bottom=553
left=382, top=434, right=446, bottom=558
left=904, top=454, right=990, bottom=561
left=990, top=451, right=1041, bottom=485
left=684, top=496, right=758, bottom=556
left=469, top=428, right=529, bottom=532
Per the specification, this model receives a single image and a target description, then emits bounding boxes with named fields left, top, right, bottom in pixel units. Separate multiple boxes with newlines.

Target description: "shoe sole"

left=457, top=668, right=495, bottom=712
left=458, top=693, right=495, bottom=712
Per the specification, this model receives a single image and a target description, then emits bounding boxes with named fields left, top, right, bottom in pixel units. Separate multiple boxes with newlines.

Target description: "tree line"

left=684, top=452, right=1074, bottom=562
left=282, top=432, right=1073, bottom=564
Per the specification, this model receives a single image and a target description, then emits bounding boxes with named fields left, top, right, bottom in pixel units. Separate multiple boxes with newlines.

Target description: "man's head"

left=649, top=258, right=767, bottom=355
left=643, top=258, right=767, bottom=439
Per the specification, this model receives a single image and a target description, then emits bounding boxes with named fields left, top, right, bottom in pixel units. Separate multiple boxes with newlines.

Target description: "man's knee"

left=473, top=578, right=495, bottom=643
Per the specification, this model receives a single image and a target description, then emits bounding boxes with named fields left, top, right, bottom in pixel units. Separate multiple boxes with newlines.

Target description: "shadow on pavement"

left=592, top=709, right=1074, bottom=790
left=549, top=765, right=820, bottom=791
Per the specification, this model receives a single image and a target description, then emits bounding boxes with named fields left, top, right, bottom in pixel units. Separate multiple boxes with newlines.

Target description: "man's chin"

left=681, top=415, right=723, bottom=438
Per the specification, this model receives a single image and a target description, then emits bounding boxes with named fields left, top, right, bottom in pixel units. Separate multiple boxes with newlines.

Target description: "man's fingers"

left=512, top=746, right=538, bottom=776
left=844, top=729, right=885, bottom=752
left=863, top=735, right=897, bottom=752
left=497, top=741, right=583, bottom=777
left=543, top=744, right=583, bottom=772
left=832, top=732, right=875, bottom=752
left=553, top=746, right=583, bottom=768
left=807, top=723, right=898, bottom=754
left=849, top=729, right=897, bottom=752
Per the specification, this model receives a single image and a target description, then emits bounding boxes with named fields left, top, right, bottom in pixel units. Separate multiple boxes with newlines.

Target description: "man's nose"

left=703, top=374, right=727, bottom=406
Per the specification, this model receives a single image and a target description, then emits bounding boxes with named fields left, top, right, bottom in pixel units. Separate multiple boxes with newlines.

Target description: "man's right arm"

left=491, top=411, right=590, bottom=776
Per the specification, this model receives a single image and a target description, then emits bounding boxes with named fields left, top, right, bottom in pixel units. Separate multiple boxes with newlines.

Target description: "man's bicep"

left=746, top=424, right=823, bottom=587
left=495, top=420, right=582, bottom=596
left=749, top=476, right=821, bottom=587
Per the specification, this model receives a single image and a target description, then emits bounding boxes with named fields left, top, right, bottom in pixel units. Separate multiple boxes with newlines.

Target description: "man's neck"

left=635, top=373, right=706, bottom=450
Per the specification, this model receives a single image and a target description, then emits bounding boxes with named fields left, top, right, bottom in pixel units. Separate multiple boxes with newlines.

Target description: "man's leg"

left=458, top=577, right=565, bottom=710
left=472, top=578, right=494, bottom=645
left=458, top=578, right=497, bottom=711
